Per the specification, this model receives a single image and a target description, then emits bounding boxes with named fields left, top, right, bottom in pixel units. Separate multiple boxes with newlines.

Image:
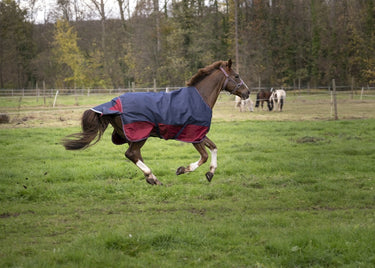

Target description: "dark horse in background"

left=62, top=60, right=250, bottom=185
left=255, top=88, right=273, bottom=111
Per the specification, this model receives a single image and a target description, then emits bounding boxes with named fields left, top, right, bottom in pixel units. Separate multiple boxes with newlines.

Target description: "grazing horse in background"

left=270, top=89, right=286, bottom=111
left=234, top=96, right=254, bottom=112
left=62, top=59, right=250, bottom=185
left=255, top=88, right=273, bottom=111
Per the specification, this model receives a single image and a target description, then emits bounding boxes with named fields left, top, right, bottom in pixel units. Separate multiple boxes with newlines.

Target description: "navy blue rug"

left=91, top=87, right=212, bottom=143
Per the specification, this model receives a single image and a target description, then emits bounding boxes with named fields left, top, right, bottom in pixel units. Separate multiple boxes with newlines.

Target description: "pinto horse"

left=62, top=59, right=250, bottom=185
left=255, top=88, right=273, bottom=111
left=234, top=96, right=254, bottom=112
left=270, top=89, right=286, bottom=111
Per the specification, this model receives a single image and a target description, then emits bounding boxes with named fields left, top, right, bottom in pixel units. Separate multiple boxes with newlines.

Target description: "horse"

left=234, top=96, right=254, bottom=112
left=62, top=59, right=250, bottom=185
left=255, top=88, right=273, bottom=111
left=270, top=89, right=286, bottom=111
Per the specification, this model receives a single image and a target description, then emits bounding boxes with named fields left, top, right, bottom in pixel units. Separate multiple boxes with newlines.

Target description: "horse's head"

left=220, top=59, right=250, bottom=100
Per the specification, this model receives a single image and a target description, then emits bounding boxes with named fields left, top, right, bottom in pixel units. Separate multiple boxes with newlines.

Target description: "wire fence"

left=1, top=85, right=375, bottom=98
left=1, top=86, right=374, bottom=125
left=0, top=87, right=181, bottom=97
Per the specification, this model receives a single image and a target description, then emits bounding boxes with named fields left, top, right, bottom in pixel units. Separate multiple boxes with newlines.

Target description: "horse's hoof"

left=146, top=177, right=155, bottom=185
left=205, top=172, right=214, bottom=182
left=146, top=175, right=163, bottom=186
left=146, top=178, right=163, bottom=186
left=176, top=166, right=185, bottom=175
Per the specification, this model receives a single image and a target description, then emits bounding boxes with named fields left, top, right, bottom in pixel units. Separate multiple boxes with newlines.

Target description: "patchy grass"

left=1, top=119, right=375, bottom=267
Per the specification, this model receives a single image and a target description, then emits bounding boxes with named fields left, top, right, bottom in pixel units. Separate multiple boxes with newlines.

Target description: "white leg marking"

left=136, top=160, right=151, bottom=175
left=249, top=99, right=254, bottom=112
left=188, top=158, right=201, bottom=172
left=209, top=148, right=217, bottom=173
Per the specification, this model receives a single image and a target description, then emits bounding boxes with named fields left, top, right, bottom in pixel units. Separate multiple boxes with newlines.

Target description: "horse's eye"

left=235, top=74, right=239, bottom=79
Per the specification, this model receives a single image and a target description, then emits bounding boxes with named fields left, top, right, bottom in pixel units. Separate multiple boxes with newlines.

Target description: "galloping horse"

left=255, top=88, right=273, bottom=111
left=270, top=89, right=286, bottom=111
left=62, top=60, right=250, bottom=185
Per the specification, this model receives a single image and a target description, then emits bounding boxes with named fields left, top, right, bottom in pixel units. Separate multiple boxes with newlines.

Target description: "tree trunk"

left=234, top=0, right=239, bottom=73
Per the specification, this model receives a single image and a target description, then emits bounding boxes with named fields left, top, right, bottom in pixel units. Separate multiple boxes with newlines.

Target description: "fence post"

left=360, top=87, right=364, bottom=100
left=43, top=81, right=46, bottom=105
left=332, top=79, right=338, bottom=120
left=258, top=76, right=261, bottom=90
left=53, top=90, right=59, bottom=108
left=36, top=82, right=39, bottom=102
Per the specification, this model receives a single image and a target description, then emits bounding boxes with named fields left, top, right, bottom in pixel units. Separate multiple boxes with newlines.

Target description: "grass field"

left=1, top=92, right=375, bottom=267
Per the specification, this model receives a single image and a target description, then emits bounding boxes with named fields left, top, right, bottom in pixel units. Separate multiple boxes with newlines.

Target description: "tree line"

left=1, top=0, right=375, bottom=90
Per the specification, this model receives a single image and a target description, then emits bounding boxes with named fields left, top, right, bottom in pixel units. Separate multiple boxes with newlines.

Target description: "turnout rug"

left=91, top=87, right=212, bottom=143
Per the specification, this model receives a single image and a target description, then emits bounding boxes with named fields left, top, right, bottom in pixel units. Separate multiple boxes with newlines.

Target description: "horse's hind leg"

left=176, top=142, right=207, bottom=175
left=176, top=137, right=217, bottom=182
left=125, top=141, right=162, bottom=185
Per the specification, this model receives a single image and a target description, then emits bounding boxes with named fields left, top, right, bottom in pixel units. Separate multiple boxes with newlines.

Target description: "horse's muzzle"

left=241, top=90, right=250, bottom=100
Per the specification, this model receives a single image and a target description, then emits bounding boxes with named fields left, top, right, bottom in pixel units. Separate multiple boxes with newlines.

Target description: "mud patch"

left=296, top=136, right=325, bottom=144
left=0, top=113, right=10, bottom=123
left=0, top=212, right=20, bottom=218
left=1, top=210, right=36, bottom=219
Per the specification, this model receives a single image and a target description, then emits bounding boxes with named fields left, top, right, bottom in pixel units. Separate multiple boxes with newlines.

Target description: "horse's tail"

left=255, top=92, right=260, bottom=107
left=62, top=109, right=109, bottom=150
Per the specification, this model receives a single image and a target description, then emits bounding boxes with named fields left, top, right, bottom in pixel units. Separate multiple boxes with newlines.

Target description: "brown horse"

left=62, top=59, right=250, bottom=185
left=255, top=88, right=273, bottom=111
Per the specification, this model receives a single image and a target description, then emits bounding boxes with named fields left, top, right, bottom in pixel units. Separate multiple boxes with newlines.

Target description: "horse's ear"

left=227, top=59, right=232, bottom=69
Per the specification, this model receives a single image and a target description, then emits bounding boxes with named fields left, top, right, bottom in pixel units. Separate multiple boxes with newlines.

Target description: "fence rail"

left=0, top=87, right=181, bottom=97
left=1, top=88, right=374, bottom=124
left=1, top=86, right=375, bottom=98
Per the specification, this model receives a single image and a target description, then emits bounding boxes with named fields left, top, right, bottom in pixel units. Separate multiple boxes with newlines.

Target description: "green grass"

left=1, top=119, right=375, bottom=267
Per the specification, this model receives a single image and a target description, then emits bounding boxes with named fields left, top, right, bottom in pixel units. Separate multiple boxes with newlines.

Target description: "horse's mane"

left=186, top=61, right=225, bottom=86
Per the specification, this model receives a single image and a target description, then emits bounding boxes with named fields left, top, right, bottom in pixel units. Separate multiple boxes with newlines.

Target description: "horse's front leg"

left=273, top=99, right=278, bottom=112
left=203, top=137, right=217, bottom=182
left=248, top=99, right=254, bottom=112
left=125, top=140, right=162, bottom=185
left=176, top=137, right=217, bottom=182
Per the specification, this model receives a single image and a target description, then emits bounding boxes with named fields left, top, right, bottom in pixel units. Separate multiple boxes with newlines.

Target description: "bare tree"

left=117, top=0, right=130, bottom=21
left=153, top=0, right=161, bottom=53
left=57, top=0, right=71, bottom=21
left=234, top=0, right=239, bottom=72
left=86, top=0, right=112, bottom=85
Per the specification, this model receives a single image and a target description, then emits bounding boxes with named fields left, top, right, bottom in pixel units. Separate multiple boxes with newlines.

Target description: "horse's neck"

left=194, top=72, right=223, bottom=108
